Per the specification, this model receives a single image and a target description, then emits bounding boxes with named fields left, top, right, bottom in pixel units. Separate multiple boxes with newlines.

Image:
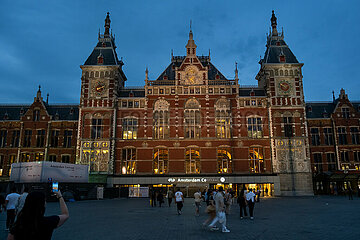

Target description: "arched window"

left=184, top=99, right=201, bottom=138
left=215, top=99, right=231, bottom=138
left=153, top=100, right=170, bottom=139
left=217, top=148, right=232, bottom=173
left=153, top=148, right=168, bottom=174
left=249, top=147, right=264, bottom=173
left=122, top=148, right=136, bottom=174
left=185, top=148, right=200, bottom=174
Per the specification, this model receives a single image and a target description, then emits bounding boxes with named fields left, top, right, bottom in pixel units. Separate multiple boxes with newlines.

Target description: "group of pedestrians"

left=0, top=186, right=69, bottom=240
left=237, top=188, right=256, bottom=219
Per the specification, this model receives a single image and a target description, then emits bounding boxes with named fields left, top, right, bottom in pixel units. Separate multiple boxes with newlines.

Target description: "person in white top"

left=5, top=187, right=20, bottom=230
left=246, top=188, right=256, bottom=219
left=208, top=186, right=230, bottom=233
left=194, top=190, right=202, bottom=216
left=174, top=188, right=184, bottom=215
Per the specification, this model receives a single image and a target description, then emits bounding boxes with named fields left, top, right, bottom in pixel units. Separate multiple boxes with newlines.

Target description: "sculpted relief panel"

left=80, top=141, right=110, bottom=173
left=274, top=139, right=307, bottom=173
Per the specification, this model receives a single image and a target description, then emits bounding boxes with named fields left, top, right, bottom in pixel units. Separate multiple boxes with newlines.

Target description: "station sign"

left=167, top=177, right=226, bottom=183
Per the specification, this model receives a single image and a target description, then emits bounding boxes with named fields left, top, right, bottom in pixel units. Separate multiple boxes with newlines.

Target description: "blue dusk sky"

left=0, top=0, right=359, bottom=104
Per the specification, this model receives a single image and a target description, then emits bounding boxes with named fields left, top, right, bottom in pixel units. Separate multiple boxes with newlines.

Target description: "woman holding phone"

left=7, top=190, right=69, bottom=240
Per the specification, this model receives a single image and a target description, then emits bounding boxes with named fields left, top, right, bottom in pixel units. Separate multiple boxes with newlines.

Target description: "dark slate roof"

left=0, top=104, right=79, bottom=121
left=261, top=35, right=299, bottom=64
left=46, top=105, right=79, bottom=121
left=83, top=36, right=122, bottom=66
left=239, top=88, right=266, bottom=97
left=0, top=105, right=30, bottom=121
left=155, top=56, right=227, bottom=83
left=119, top=89, right=145, bottom=98
left=306, top=101, right=360, bottom=119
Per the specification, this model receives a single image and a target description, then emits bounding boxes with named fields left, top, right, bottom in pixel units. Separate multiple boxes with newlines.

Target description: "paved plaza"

left=0, top=195, right=359, bottom=240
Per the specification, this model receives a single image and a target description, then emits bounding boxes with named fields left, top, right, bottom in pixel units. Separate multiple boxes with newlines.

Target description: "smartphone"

left=52, top=182, right=59, bottom=192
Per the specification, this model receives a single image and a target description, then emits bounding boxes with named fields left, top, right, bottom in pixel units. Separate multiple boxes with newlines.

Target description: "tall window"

left=0, top=130, right=7, bottom=147
left=6, top=155, right=16, bottom=176
left=340, top=151, right=349, bottom=162
left=153, top=149, right=168, bottom=174
left=36, top=130, right=45, bottom=147
left=91, top=118, right=103, bottom=139
left=23, top=130, right=32, bottom=147
left=49, top=155, right=57, bottom=162
left=21, top=153, right=30, bottom=162
left=33, top=109, right=40, bottom=121
left=122, top=148, right=136, bottom=174
left=283, top=117, right=293, bottom=138
left=247, top=117, right=263, bottom=138
left=185, top=148, right=200, bottom=174
left=350, top=127, right=359, bottom=144
left=153, top=100, right=170, bottom=139
left=217, top=148, right=232, bottom=173
left=63, top=130, right=72, bottom=148
left=310, top=128, right=320, bottom=146
left=11, top=130, right=20, bottom=148
left=184, top=99, right=201, bottom=138
left=341, top=107, right=350, bottom=119
left=249, top=147, right=264, bottom=173
left=338, top=127, right=347, bottom=145
left=354, top=151, right=360, bottom=162
left=313, top=153, right=322, bottom=173
left=122, top=118, right=138, bottom=139
left=61, top=155, right=70, bottom=163
left=215, top=99, right=231, bottom=139
left=50, top=130, right=59, bottom=147
left=0, top=155, right=4, bottom=176
left=323, top=128, right=334, bottom=145
left=326, top=153, right=336, bottom=171
left=35, top=152, right=44, bottom=161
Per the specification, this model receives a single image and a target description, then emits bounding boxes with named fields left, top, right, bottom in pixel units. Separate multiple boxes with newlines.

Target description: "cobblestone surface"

left=0, top=195, right=359, bottom=240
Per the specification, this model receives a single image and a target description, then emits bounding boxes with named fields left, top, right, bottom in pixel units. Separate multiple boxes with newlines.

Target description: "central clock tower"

left=256, top=11, right=313, bottom=196
left=77, top=13, right=127, bottom=178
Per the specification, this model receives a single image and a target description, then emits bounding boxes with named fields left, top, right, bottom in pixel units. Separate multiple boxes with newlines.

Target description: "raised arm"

left=54, top=190, right=69, bottom=227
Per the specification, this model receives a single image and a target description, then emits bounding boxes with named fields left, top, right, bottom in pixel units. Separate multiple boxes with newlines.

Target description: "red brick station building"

left=0, top=12, right=359, bottom=196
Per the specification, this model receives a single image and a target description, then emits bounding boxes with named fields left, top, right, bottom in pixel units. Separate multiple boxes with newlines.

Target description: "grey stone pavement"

left=0, top=195, right=359, bottom=240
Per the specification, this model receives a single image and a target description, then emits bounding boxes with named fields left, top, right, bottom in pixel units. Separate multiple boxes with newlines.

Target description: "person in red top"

left=8, top=190, right=69, bottom=240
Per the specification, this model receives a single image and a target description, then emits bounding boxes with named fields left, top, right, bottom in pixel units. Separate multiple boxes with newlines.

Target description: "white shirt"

left=175, top=191, right=183, bottom=202
left=194, top=192, right=202, bottom=202
left=6, top=193, right=20, bottom=210
left=246, top=191, right=256, bottom=202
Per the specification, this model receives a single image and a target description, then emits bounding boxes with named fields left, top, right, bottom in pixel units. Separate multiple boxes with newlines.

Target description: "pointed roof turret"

left=260, top=11, right=300, bottom=64
left=271, top=10, right=278, bottom=36
left=186, top=21, right=197, bottom=56
left=104, top=12, right=111, bottom=37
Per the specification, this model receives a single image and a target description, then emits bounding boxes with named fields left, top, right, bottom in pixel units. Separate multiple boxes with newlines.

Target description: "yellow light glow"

left=122, top=166, right=126, bottom=174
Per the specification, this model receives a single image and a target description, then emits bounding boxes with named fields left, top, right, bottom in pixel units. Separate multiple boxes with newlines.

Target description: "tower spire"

left=235, top=62, right=239, bottom=81
left=186, top=21, right=197, bottom=56
left=271, top=10, right=278, bottom=36
left=104, top=12, right=111, bottom=37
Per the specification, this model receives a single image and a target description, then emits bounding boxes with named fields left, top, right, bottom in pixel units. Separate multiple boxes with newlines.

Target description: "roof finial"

left=104, top=12, right=111, bottom=37
left=189, top=20, right=193, bottom=40
left=171, top=49, right=173, bottom=59
left=235, top=62, right=238, bottom=80
left=145, top=67, right=149, bottom=83
left=186, top=21, right=197, bottom=56
left=46, top=93, right=49, bottom=104
left=332, top=90, right=335, bottom=102
left=271, top=10, right=278, bottom=36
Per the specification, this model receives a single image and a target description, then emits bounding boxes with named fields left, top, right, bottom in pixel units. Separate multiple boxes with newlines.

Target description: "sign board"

left=129, top=187, right=149, bottom=198
left=167, top=177, right=226, bottom=184
left=10, top=162, right=89, bottom=183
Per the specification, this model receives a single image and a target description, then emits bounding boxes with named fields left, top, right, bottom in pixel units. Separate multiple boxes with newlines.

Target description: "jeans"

left=209, top=211, right=227, bottom=230
left=239, top=204, right=247, bottom=217
left=248, top=201, right=255, bottom=217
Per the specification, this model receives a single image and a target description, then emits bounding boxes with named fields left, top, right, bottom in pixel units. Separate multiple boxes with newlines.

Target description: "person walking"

left=224, top=189, right=232, bottom=215
left=237, top=189, right=248, bottom=219
left=246, top=188, right=256, bottom=220
left=348, top=185, right=353, bottom=200
left=208, top=186, right=230, bottom=233
left=167, top=189, right=174, bottom=207
left=157, top=191, right=164, bottom=207
left=175, top=188, right=184, bottom=215
left=150, top=188, right=157, bottom=207
left=194, top=189, right=202, bottom=216
left=203, top=190, right=216, bottom=228
left=8, top=190, right=69, bottom=240
left=5, top=187, right=20, bottom=230
left=15, top=187, right=29, bottom=215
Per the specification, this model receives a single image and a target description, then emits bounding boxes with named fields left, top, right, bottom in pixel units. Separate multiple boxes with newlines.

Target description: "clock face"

left=278, top=80, right=292, bottom=95
left=92, top=81, right=106, bottom=96
left=185, top=66, right=200, bottom=85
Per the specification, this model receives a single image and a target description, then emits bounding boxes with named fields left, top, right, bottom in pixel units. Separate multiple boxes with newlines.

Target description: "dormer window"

left=276, top=41, right=281, bottom=46
left=33, top=110, right=40, bottom=121
left=70, top=108, right=74, bottom=115
left=250, top=91, right=255, bottom=97
left=129, top=92, right=134, bottom=97
left=279, top=55, right=286, bottom=63
left=102, top=42, right=106, bottom=47
left=163, top=75, right=168, bottom=80
left=341, top=107, right=350, bottom=119
left=215, top=74, right=220, bottom=80
left=97, top=56, right=104, bottom=64
left=307, top=106, right=312, bottom=112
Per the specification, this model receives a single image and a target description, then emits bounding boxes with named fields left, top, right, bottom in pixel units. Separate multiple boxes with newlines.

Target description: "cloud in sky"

left=0, top=0, right=359, bottom=104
